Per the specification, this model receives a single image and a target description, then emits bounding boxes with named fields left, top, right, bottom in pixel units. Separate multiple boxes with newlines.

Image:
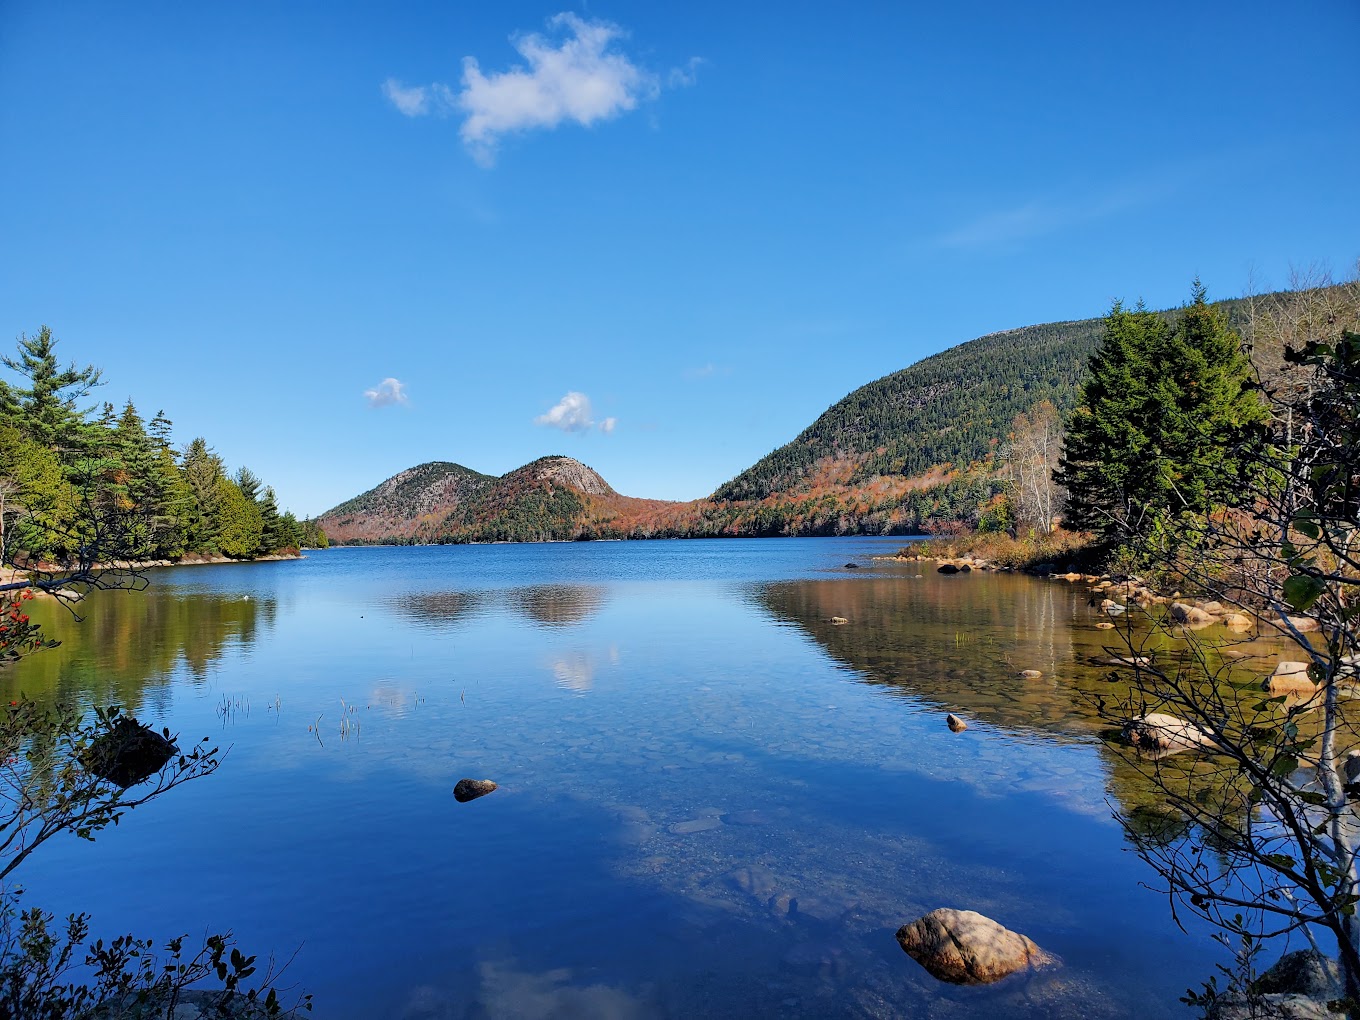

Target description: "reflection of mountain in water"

left=395, top=591, right=487, bottom=626
left=755, top=573, right=1305, bottom=840
left=3, top=590, right=273, bottom=712
left=509, top=585, right=607, bottom=628
left=393, top=585, right=608, bottom=631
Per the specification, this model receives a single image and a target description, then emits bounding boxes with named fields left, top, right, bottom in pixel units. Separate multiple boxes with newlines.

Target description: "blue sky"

left=1, top=2, right=1356, bottom=516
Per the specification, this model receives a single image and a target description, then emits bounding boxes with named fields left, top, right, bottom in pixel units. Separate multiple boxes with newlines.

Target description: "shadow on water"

left=0, top=589, right=273, bottom=712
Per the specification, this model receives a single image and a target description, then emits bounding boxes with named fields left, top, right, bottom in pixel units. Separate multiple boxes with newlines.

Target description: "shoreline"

left=1, top=551, right=305, bottom=592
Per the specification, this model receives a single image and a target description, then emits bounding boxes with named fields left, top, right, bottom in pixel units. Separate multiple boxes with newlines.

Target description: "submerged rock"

left=1223, top=612, right=1255, bottom=631
left=937, top=564, right=960, bottom=575
left=895, top=907, right=1057, bottom=984
left=843, top=562, right=859, bottom=569
left=1018, top=669, right=1043, bottom=679
left=453, top=778, right=498, bottom=803
left=83, top=718, right=178, bottom=788
left=829, top=616, right=849, bottom=626
left=946, top=713, right=967, bottom=733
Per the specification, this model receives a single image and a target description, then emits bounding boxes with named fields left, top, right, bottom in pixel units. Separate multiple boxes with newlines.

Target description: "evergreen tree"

left=1, top=327, right=103, bottom=455
left=1057, top=283, right=1267, bottom=541
left=180, top=438, right=225, bottom=553
left=214, top=477, right=262, bottom=559
left=257, top=485, right=283, bottom=554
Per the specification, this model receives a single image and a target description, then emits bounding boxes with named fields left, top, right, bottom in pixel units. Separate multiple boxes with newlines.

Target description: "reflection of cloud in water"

left=368, top=678, right=420, bottom=717
left=510, top=585, right=607, bottom=628
left=402, top=962, right=654, bottom=1020
left=548, top=645, right=620, bottom=693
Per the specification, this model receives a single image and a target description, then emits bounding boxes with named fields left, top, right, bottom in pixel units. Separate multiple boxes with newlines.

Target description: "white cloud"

left=534, top=391, right=616, bottom=434
left=364, top=377, right=409, bottom=408
left=382, top=78, right=435, bottom=117
left=384, top=13, right=699, bottom=166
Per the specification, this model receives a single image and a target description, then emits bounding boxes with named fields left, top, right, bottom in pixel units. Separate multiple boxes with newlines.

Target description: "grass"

left=902, top=527, right=1098, bottom=572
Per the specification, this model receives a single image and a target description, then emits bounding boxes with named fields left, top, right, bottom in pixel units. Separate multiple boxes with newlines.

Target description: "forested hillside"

left=318, top=289, right=1305, bottom=544
left=0, top=326, right=325, bottom=567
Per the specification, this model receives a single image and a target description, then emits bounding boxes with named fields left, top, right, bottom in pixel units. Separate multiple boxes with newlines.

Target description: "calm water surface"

left=5, top=539, right=1282, bottom=1017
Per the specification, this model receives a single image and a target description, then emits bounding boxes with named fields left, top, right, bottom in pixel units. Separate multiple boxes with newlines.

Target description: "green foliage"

left=0, top=328, right=306, bottom=565
left=214, top=478, right=263, bottom=559
left=1058, top=284, right=1268, bottom=544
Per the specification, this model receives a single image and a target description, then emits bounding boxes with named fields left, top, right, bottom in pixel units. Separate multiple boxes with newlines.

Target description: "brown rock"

left=946, top=713, right=967, bottom=733
left=1266, top=661, right=1317, bottom=695
left=1170, top=602, right=1213, bottom=626
left=1122, top=713, right=1214, bottom=753
left=830, top=616, right=849, bottom=625
left=453, top=778, right=498, bottom=803
left=1095, top=621, right=1115, bottom=630
left=1287, top=616, right=1321, bottom=633
left=1222, top=612, right=1254, bottom=631
left=895, top=907, right=1058, bottom=985
left=1018, top=669, right=1043, bottom=679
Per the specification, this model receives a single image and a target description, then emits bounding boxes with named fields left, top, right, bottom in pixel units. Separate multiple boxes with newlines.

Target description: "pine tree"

left=1058, top=283, right=1267, bottom=541
left=180, top=438, right=225, bottom=553
left=1, top=327, right=103, bottom=454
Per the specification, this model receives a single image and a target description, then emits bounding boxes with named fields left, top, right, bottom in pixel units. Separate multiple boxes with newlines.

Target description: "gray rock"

left=1254, top=949, right=1341, bottom=998
left=453, top=778, right=498, bottom=803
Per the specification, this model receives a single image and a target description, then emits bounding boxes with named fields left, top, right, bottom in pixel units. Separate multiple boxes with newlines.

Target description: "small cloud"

left=534, top=391, right=616, bottom=434
left=385, top=13, right=699, bottom=166
left=382, top=78, right=451, bottom=117
left=683, top=362, right=731, bottom=380
left=364, top=377, right=409, bottom=408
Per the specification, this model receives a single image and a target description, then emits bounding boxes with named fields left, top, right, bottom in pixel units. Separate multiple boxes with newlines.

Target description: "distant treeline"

left=0, top=326, right=326, bottom=564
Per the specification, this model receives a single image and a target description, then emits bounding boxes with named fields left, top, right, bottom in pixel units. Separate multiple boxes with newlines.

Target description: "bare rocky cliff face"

left=535, top=456, right=613, bottom=496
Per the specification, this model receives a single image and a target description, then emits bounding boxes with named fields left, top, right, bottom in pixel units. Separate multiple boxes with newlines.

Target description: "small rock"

left=453, top=778, right=498, bottom=803
left=1095, top=621, right=1116, bottom=630
left=829, top=616, right=849, bottom=626
left=1199, top=601, right=1226, bottom=615
left=843, top=562, right=859, bottom=569
left=1018, top=669, right=1043, bottom=679
left=1287, top=615, right=1321, bottom=633
left=937, top=564, right=960, bottom=574
left=670, top=817, right=722, bottom=834
left=1222, top=612, right=1254, bottom=631
left=895, top=907, right=1057, bottom=985
left=946, top=713, right=967, bottom=733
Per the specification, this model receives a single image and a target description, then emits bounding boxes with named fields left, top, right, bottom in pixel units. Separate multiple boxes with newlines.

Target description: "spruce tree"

left=1058, top=282, right=1267, bottom=540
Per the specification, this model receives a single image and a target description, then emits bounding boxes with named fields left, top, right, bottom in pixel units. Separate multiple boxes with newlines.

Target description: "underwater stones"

left=83, top=717, right=178, bottom=788
left=946, top=713, right=967, bottom=733
left=895, top=907, right=1057, bottom=985
left=1018, top=669, right=1043, bottom=679
left=843, top=562, right=859, bottom=569
left=453, top=778, right=498, bottom=803
left=722, top=809, right=773, bottom=826
left=670, top=817, right=722, bottom=834
left=1121, top=713, right=1214, bottom=753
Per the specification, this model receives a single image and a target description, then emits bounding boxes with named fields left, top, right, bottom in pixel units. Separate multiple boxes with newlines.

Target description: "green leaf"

left=1283, top=574, right=1326, bottom=613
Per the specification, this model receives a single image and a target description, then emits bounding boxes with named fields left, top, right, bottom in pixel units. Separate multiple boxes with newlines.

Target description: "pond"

left=1, top=538, right=1303, bottom=1017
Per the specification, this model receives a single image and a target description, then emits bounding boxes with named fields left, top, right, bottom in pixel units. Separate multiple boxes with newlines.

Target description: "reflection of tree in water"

left=1, top=591, right=273, bottom=713
left=508, top=585, right=607, bottom=628
left=754, top=573, right=1308, bottom=849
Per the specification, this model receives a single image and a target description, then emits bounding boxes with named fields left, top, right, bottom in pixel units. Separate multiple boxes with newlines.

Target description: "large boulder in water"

left=1122, top=713, right=1214, bottom=753
left=895, top=908, right=1057, bottom=984
left=83, top=717, right=178, bottom=788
